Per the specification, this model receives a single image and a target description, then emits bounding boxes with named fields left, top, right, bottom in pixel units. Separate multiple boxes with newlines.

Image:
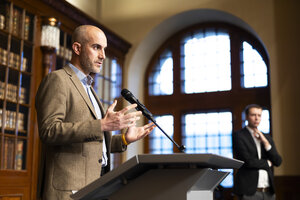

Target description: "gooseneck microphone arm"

left=121, top=89, right=185, bottom=153
left=151, top=119, right=186, bottom=153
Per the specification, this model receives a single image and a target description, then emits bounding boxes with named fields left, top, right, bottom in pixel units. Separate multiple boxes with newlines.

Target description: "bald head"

left=71, top=25, right=105, bottom=46
left=70, top=25, right=107, bottom=75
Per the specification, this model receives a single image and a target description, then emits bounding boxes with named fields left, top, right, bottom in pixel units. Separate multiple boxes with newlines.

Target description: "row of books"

left=0, top=48, right=28, bottom=71
left=0, top=108, right=26, bottom=131
left=2, top=137, right=24, bottom=170
left=0, top=7, right=31, bottom=40
left=57, top=46, right=72, bottom=61
left=0, top=14, right=4, bottom=30
left=0, top=81, right=27, bottom=104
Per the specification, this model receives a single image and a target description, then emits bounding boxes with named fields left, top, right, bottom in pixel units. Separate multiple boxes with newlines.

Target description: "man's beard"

left=80, top=55, right=101, bottom=74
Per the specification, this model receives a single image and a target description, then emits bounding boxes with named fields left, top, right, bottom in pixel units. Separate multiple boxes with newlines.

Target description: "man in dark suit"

left=35, top=25, right=155, bottom=200
left=233, top=104, right=282, bottom=200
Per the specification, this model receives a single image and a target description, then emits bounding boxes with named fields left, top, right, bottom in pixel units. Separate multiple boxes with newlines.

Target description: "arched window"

left=144, top=22, right=271, bottom=188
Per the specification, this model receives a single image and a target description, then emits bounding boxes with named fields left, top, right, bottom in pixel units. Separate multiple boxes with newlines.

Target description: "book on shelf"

left=0, top=47, right=8, bottom=65
left=0, top=14, right=5, bottom=30
left=24, top=15, right=30, bottom=40
left=18, top=112, right=25, bottom=131
left=0, top=47, right=28, bottom=71
left=2, top=139, right=24, bottom=170
left=5, top=4, right=10, bottom=32
left=3, top=138, right=8, bottom=169
left=14, top=53, right=20, bottom=69
left=0, top=108, right=2, bottom=128
left=8, top=52, right=14, bottom=67
left=6, top=83, right=18, bottom=102
left=12, top=8, right=21, bottom=37
left=5, top=110, right=16, bottom=129
left=0, top=81, right=5, bottom=99
left=4, top=110, right=26, bottom=131
left=0, top=81, right=27, bottom=103
left=21, top=57, right=28, bottom=72
left=15, top=140, right=24, bottom=170
left=19, top=87, right=27, bottom=104
left=8, top=52, right=21, bottom=69
left=4, top=137, right=15, bottom=169
left=4, top=7, right=28, bottom=38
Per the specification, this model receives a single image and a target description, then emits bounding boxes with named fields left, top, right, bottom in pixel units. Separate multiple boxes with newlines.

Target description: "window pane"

left=241, top=41, right=268, bottom=88
left=94, top=58, right=122, bottom=110
left=182, top=111, right=233, bottom=187
left=181, top=29, right=231, bottom=93
left=149, top=50, right=173, bottom=96
left=110, top=59, right=122, bottom=99
left=149, top=115, right=174, bottom=154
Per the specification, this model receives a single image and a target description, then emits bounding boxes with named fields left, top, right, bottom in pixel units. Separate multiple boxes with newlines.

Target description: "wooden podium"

left=70, top=154, right=243, bottom=200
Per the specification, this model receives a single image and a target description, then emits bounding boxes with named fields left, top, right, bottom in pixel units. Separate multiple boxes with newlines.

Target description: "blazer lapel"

left=91, top=86, right=105, bottom=117
left=63, top=65, right=98, bottom=119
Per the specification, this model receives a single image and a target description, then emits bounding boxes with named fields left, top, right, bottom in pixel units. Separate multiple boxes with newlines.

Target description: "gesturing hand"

left=100, top=100, right=142, bottom=131
left=124, top=122, right=156, bottom=144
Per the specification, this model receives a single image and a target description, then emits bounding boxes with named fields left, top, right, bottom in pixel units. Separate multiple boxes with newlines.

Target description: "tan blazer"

left=35, top=65, right=126, bottom=200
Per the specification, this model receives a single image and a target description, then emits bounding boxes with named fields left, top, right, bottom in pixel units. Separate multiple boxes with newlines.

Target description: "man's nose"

left=99, top=49, right=105, bottom=59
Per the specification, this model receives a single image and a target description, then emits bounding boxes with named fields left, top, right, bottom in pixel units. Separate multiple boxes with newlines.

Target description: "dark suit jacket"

left=35, top=65, right=126, bottom=200
left=233, top=127, right=282, bottom=196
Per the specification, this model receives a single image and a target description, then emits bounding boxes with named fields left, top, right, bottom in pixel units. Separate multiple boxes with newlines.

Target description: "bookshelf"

left=0, top=1, right=34, bottom=172
left=0, top=1, right=35, bottom=199
left=0, top=0, right=131, bottom=199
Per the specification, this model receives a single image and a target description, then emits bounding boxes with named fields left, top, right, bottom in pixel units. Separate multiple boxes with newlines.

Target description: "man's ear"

left=72, top=42, right=81, bottom=55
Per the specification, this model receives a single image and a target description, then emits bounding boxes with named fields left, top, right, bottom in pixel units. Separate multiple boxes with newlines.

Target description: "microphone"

left=121, top=88, right=155, bottom=122
left=121, top=88, right=185, bottom=153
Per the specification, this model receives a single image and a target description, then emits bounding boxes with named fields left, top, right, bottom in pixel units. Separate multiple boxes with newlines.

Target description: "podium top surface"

left=71, top=153, right=243, bottom=200
left=133, top=153, right=243, bottom=169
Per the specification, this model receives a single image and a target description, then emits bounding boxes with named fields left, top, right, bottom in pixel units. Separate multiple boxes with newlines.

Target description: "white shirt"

left=246, top=126, right=271, bottom=188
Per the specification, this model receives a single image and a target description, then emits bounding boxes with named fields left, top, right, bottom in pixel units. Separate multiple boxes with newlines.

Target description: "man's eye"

left=93, top=45, right=101, bottom=50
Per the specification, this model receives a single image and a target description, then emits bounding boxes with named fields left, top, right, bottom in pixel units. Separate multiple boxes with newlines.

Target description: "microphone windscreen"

left=121, top=89, right=135, bottom=104
left=121, top=89, right=130, bottom=98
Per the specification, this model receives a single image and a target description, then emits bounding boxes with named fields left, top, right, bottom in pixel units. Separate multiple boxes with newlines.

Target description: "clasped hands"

left=100, top=100, right=155, bottom=144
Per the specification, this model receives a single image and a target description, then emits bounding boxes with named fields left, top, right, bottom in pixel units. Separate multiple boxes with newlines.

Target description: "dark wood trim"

left=214, top=175, right=300, bottom=200
left=274, top=175, right=300, bottom=200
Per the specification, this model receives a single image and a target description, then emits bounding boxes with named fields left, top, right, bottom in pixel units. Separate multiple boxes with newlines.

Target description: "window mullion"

left=230, top=32, right=241, bottom=92
left=172, top=39, right=181, bottom=96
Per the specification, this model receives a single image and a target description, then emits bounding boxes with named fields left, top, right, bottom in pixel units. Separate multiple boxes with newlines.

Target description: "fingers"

left=127, top=116, right=141, bottom=127
left=124, top=122, right=156, bottom=144
left=107, top=99, right=117, bottom=112
left=119, top=104, right=139, bottom=114
left=142, top=124, right=155, bottom=137
left=140, top=123, right=156, bottom=136
left=121, top=111, right=142, bottom=128
left=144, top=122, right=156, bottom=130
left=123, top=111, right=142, bottom=120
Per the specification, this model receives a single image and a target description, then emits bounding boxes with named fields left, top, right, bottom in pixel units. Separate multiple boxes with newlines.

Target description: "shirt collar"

left=246, top=126, right=258, bottom=141
left=246, top=126, right=254, bottom=134
left=68, top=63, right=94, bottom=86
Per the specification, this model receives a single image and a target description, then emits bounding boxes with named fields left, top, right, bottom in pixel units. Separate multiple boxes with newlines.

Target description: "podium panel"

left=71, top=154, right=243, bottom=200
